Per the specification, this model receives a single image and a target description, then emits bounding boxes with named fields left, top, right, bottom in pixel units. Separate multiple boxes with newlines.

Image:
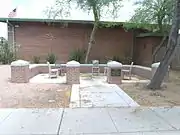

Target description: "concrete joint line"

left=0, top=111, right=13, bottom=126
left=57, top=108, right=65, bottom=135
left=106, top=109, right=119, bottom=132
left=150, top=108, right=178, bottom=130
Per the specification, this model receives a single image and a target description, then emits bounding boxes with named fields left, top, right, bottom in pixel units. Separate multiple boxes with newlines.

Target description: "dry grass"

left=120, top=70, right=180, bottom=107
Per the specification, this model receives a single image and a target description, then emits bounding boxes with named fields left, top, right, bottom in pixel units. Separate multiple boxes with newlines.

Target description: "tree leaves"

left=44, top=0, right=71, bottom=19
left=130, top=0, right=173, bottom=32
left=45, top=0, right=122, bottom=22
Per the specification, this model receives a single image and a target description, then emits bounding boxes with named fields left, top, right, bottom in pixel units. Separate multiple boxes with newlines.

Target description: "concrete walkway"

left=0, top=107, right=180, bottom=135
left=70, top=76, right=139, bottom=108
left=70, top=84, right=139, bottom=108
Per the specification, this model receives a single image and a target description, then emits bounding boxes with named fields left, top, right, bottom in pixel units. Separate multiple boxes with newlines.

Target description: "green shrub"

left=69, top=49, right=86, bottom=63
left=0, top=38, right=16, bottom=64
left=112, top=55, right=132, bottom=64
left=112, top=56, right=121, bottom=62
left=32, top=56, right=40, bottom=64
left=123, top=56, right=132, bottom=64
left=46, top=53, right=57, bottom=64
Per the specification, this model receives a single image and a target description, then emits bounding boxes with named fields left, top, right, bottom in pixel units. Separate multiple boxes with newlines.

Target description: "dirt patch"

left=0, top=83, right=71, bottom=108
left=0, top=66, right=71, bottom=108
left=120, top=70, right=180, bottom=107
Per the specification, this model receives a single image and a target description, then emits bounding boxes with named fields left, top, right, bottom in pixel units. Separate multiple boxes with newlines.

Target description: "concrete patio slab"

left=0, top=108, right=63, bottom=135
left=80, top=75, right=107, bottom=86
left=80, top=90, right=130, bottom=107
left=70, top=83, right=139, bottom=108
left=80, top=75, right=149, bottom=85
left=107, top=108, right=174, bottom=133
left=109, top=84, right=140, bottom=107
left=59, top=108, right=117, bottom=134
left=29, top=74, right=66, bottom=84
left=152, top=107, right=180, bottom=130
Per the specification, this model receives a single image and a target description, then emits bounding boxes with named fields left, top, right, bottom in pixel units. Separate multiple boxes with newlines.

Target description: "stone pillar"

left=11, top=60, right=30, bottom=83
left=151, top=62, right=170, bottom=82
left=107, top=61, right=122, bottom=84
left=66, top=61, right=80, bottom=84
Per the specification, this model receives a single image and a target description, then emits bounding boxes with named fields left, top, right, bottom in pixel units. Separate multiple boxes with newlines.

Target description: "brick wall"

left=13, top=22, right=133, bottom=63
left=135, top=37, right=163, bottom=67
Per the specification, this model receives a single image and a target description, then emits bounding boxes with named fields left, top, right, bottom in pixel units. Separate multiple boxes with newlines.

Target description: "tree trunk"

left=84, top=4, right=99, bottom=64
left=147, top=0, right=180, bottom=89
left=152, top=35, right=168, bottom=62
left=85, top=23, right=98, bottom=63
left=157, top=17, right=163, bottom=33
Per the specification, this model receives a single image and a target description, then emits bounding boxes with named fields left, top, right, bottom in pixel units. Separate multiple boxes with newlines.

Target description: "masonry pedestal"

left=11, top=60, right=30, bottom=83
left=66, top=61, right=80, bottom=84
left=107, top=61, right=122, bottom=84
left=151, top=62, right=169, bottom=82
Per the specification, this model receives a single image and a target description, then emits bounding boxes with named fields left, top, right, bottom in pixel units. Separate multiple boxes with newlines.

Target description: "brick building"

left=0, top=18, right=164, bottom=66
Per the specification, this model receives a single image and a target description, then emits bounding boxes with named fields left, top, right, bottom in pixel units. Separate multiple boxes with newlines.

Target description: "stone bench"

left=11, top=60, right=160, bottom=84
left=122, top=65, right=151, bottom=79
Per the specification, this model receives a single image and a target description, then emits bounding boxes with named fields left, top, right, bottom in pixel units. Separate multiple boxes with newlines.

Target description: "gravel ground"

left=0, top=65, right=71, bottom=108
left=120, top=70, right=180, bottom=107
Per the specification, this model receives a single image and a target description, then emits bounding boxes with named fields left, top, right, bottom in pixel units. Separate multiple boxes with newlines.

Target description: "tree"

left=130, top=0, right=173, bottom=32
left=45, top=0, right=122, bottom=63
left=147, top=0, right=180, bottom=89
left=0, top=37, right=15, bottom=64
left=129, top=0, right=174, bottom=62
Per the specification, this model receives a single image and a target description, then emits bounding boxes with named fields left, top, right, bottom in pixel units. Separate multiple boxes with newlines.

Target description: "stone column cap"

left=152, top=62, right=170, bottom=69
left=66, top=60, right=80, bottom=67
left=11, top=60, right=30, bottom=66
left=107, top=61, right=122, bottom=68
left=151, top=62, right=160, bottom=68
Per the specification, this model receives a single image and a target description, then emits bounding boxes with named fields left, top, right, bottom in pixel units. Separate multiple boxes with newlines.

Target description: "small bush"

left=112, top=55, right=132, bottom=64
left=69, top=49, right=86, bottom=63
left=32, top=56, right=40, bottom=64
left=123, top=56, right=132, bottom=64
left=46, top=53, right=57, bottom=64
left=0, top=38, right=16, bottom=64
left=112, top=56, right=121, bottom=62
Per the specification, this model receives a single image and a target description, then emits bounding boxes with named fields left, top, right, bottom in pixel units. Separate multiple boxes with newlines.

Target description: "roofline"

left=0, top=18, right=162, bottom=31
left=0, top=18, right=120, bottom=24
left=0, top=17, right=158, bottom=25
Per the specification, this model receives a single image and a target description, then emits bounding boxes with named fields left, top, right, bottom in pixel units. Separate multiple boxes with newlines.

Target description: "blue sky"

left=0, top=0, right=136, bottom=38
